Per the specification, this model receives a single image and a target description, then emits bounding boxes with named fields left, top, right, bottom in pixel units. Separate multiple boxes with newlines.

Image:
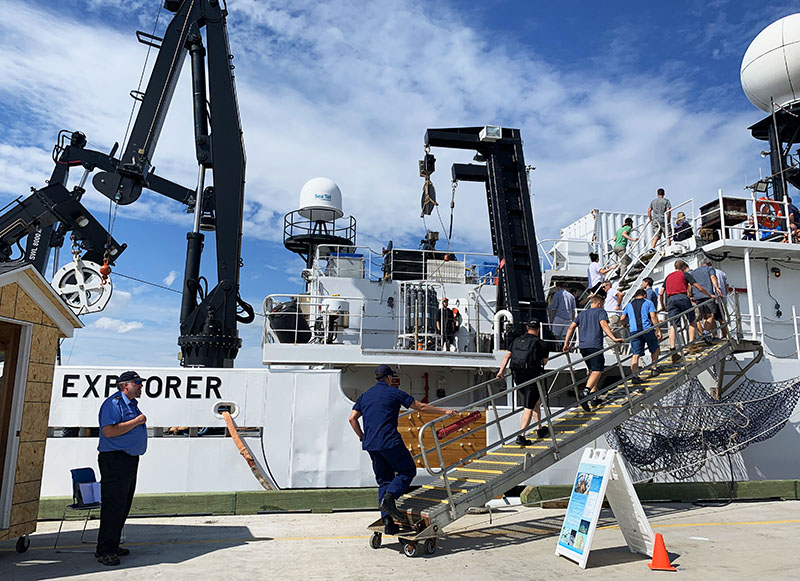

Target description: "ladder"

left=616, top=245, right=665, bottom=305
left=388, top=297, right=761, bottom=549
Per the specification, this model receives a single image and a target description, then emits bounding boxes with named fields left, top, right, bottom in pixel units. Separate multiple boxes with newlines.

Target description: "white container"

left=298, top=177, right=344, bottom=222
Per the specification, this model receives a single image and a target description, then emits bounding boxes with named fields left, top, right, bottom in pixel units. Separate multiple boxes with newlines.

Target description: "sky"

left=0, top=0, right=796, bottom=368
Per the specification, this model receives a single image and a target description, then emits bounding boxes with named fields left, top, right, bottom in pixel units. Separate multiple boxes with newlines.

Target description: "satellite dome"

left=298, top=177, right=343, bottom=222
left=741, top=14, right=800, bottom=112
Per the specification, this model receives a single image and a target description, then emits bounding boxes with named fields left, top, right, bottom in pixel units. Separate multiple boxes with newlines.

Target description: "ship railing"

left=739, top=301, right=800, bottom=360
left=262, top=291, right=500, bottom=353
left=312, top=243, right=498, bottom=284
left=694, top=189, right=799, bottom=245
left=406, top=294, right=739, bottom=514
left=538, top=237, right=594, bottom=271
left=262, top=293, right=368, bottom=347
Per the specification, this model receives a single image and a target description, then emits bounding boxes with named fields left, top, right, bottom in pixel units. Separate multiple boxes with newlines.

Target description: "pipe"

left=493, top=309, right=513, bottom=351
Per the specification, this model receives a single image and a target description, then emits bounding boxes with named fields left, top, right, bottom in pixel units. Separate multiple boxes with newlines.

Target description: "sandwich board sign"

left=555, top=448, right=655, bottom=569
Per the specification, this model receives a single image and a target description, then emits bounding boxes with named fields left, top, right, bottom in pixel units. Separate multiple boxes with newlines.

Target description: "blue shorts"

left=631, top=330, right=658, bottom=356
left=667, top=294, right=695, bottom=324
left=580, top=347, right=604, bottom=372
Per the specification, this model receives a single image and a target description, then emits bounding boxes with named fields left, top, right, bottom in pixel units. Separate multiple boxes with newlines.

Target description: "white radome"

left=741, top=13, right=800, bottom=112
left=298, top=177, right=344, bottom=222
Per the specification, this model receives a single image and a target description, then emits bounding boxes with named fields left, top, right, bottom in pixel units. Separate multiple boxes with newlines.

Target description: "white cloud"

left=163, top=270, right=179, bottom=286
left=0, top=0, right=780, bottom=368
left=93, top=317, right=144, bottom=334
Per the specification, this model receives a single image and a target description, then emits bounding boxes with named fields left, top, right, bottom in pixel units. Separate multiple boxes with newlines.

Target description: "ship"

left=37, top=13, right=800, bottom=502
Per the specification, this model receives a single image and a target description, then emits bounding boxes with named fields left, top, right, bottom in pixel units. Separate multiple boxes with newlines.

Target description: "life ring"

left=756, top=197, right=783, bottom=230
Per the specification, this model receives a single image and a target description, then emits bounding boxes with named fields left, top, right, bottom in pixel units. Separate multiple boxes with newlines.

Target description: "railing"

left=695, top=189, right=799, bottom=245
left=311, top=244, right=498, bottom=284
left=262, top=294, right=367, bottom=347
left=407, top=294, right=740, bottom=516
left=263, top=291, right=502, bottom=354
left=739, top=302, right=800, bottom=360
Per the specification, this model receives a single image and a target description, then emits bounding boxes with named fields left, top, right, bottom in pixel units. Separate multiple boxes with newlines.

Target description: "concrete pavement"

left=1, top=500, right=798, bottom=580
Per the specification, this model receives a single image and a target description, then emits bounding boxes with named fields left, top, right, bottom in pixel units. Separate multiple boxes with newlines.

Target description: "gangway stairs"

left=375, top=298, right=761, bottom=556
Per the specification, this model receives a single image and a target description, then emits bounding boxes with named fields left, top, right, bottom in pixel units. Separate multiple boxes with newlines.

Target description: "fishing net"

left=605, top=377, right=800, bottom=480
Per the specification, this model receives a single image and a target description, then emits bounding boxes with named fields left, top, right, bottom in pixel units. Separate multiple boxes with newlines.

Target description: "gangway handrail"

left=414, top=294, right=737, bottom=510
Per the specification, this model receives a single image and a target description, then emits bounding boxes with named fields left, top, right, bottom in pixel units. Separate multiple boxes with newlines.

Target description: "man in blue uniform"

left=349, top=365, right=456, bottom=534
left=95, top=370, right=148, bottom=566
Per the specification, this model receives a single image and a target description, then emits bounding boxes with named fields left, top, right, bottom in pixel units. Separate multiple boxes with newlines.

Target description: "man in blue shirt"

left=549, top=282, right=576, bottom=341
left=642, top=277, right=659, bottom=308
left=95, top=371, right=147, bottom=566
left=349, top=365, right=456, bottom=534
left=621, top=289, right=663, bottom=386
left=563, top=295, right=623, bottom=411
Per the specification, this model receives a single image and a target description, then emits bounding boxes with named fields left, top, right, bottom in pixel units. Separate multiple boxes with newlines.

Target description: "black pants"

left=96, top=451, right=139, bottom=556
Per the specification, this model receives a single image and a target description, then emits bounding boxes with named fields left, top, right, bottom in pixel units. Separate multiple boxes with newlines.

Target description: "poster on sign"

left=556, top=450, right=610, bottom=567
left=555, top=448, right=654, bottom=569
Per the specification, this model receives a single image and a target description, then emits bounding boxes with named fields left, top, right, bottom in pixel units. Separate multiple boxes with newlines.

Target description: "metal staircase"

left=377, top=297, right=761, bottom=555
left=616, top=244, right=665, bottom=306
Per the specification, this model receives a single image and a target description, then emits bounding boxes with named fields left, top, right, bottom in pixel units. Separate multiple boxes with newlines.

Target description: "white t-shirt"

left=604, top=288, right=620, bottom=313
left=588, top=262, right=603, bottom=288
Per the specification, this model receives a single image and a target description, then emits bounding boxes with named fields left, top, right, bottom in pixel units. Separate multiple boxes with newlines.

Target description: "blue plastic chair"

left=53, top=467, right=101, bottom=551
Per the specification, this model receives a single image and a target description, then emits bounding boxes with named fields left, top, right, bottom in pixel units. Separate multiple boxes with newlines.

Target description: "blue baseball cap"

left=374, top=364, right=397, bottom=379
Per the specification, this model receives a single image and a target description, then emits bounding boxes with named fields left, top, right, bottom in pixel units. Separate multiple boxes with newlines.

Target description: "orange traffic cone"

left=648, top=533, right=676, bottom=571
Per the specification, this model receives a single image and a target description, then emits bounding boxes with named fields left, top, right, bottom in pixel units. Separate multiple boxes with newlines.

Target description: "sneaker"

left=671, top=352, right=681, bottom=363
left=631, top=376, right=645, bottom=385
left=515, top=434, right=532, bottom=447
left=97, top=554, right=120, bottom=566
left=592, top=397, right=604, bottom=408
left=702, top=333, right=714, bottom=346
left=536, top=426, right=550, bottom=439
left=649, top=367, right=662, bottom=377
left=383, top=515, right=399, bottom=535
left=379, top=493, right=405, bottom=523
left=580, top=389, right=591, bottom=412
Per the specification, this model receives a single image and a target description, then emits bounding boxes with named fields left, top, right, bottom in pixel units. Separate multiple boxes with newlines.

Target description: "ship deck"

left=1, top=500, right=797, bottom=579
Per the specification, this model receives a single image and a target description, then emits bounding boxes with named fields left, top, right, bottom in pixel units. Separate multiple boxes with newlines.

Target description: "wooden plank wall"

left=0, top=282, right=62, bottom=541
left=399, top=411, right=486, bottom=469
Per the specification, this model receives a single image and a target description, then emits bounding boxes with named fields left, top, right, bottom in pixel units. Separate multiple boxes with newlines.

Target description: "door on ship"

left=0, top=322, right=22, bottom=491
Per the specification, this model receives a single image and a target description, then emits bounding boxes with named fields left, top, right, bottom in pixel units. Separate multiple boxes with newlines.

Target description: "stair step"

left=394, top=339, right=750, bottom=526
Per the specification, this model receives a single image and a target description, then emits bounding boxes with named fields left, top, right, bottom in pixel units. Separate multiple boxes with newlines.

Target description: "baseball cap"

left=525, top=318, right=540, bottom=328
left=118, top=370, right=144, bottom=384
left=374, top=364, right=397, bottom=379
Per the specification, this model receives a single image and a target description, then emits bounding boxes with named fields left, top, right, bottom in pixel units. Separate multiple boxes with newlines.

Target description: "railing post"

left=613, top=344, right=632, bottom=405
left=793, top=305, right=800, bottom=360
left=564, top=350, right=581, bottom=407
left=488, top=381, right=505, bottom=442
left=744, top=248, right=756, bottom=340
left=757, top=303, right=764, bottom=342
left=536, top=378, right=559, bottom=456
left=718, top=188, right=726, bottom=241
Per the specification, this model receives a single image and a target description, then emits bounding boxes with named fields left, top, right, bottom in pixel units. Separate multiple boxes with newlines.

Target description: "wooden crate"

left=399, top=410, right=486, bottom=469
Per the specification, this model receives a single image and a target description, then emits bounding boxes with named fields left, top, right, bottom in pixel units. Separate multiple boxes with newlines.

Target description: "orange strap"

left=221, top=410, right=277, bottom=491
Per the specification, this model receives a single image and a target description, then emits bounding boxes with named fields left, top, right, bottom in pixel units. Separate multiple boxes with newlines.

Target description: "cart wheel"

left=403, top=541, right=419, bottom=557
left=370, top=532, right=382, bottom=549
left=424, top=538, right=437, bottom=555
left=15, top=535, right=30, bottom=554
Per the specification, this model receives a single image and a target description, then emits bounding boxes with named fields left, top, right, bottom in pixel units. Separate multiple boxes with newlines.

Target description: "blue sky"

left=0, top=0, right=796, bottom=368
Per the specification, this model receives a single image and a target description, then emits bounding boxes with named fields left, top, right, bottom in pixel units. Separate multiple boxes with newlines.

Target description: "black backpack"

left=510, top=334, right=548, bottom=371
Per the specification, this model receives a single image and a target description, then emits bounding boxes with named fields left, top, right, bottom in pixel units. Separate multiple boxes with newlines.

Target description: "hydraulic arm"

left=0, top=0, right=253, bottom=367
left=422, top=126, right=547, bottom=336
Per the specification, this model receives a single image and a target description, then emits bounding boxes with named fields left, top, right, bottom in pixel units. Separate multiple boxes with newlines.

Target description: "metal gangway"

left=377, top=295, right=762, bottom=556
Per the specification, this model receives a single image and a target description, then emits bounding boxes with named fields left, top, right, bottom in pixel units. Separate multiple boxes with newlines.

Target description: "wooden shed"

left=0, top=264, right=81, bottom=551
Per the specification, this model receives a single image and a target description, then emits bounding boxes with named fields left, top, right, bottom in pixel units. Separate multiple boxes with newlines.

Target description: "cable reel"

left=51, top=253, right=113, bottom=315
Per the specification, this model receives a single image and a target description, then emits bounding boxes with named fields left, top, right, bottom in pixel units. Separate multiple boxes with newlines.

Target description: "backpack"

left=510, top=334, right=548, bottom=371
